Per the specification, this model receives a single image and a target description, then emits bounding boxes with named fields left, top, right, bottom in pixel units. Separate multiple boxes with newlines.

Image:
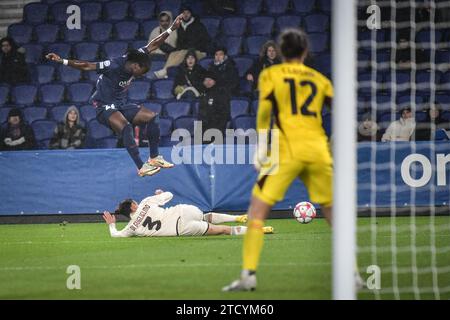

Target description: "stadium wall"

left=0, top=142, right=449, bottom=216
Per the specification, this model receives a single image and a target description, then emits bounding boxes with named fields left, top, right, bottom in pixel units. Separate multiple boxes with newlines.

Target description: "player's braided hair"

left=279, top=28, right=309, bottom=60
left=114, top=199, right=134, bottom=218
left=126, top=49, right=151, bottom=69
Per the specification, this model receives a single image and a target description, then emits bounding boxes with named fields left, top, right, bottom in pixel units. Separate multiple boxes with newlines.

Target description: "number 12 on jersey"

left=284, top=78, right=317, bottom=117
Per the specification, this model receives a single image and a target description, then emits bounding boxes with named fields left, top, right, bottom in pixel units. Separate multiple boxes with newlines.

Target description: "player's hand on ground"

left=171, top=14, right=183, bottom=30
left=46, top=53, right=62, bottom=63
left=102, top=211, right=116, bottom=225
left=155, top=189, right=164, bottom=195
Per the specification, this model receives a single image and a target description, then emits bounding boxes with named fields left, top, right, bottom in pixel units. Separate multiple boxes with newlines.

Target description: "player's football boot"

left=222, top=270, right=257, bottom=292
left=148, top=155, right=175, bottom=168
left=138, top=162, right=161, bottom=177
left=235, top=214, right=248, bottom=223
left=263, top=226, right=274, bottom=234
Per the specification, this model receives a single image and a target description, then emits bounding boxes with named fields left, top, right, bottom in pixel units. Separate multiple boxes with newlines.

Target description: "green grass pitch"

left=0, top=216, right=448, bottom=299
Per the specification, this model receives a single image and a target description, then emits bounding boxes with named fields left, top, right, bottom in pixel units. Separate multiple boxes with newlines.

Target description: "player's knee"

left=120, top=123, right=136, bottom=147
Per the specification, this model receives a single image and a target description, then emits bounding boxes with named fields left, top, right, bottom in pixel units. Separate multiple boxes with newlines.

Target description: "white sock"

left=231, top=226, right=247, bottom=236
left=204, top=213, right=238, bottom=224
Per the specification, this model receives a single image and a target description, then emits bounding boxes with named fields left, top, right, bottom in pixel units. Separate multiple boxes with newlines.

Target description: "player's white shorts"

left=176, top=205, right=209, bottom=236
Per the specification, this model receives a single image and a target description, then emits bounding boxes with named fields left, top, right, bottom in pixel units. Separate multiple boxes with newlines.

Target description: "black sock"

left=121, top=123, right=144, bottom=169
left=146, top=115, right=160, bottom=159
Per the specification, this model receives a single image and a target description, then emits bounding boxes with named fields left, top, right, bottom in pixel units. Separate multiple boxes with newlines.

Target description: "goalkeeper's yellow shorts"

left=252, top=159, right=333, bottom=207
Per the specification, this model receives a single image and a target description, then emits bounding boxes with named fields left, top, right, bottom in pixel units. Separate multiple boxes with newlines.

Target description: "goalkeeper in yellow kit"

left=222, top=28, right=334, bottom=292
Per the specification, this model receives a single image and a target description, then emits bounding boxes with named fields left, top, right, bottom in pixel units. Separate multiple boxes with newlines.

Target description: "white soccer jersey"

left=108, top=192, right=187, bottom=237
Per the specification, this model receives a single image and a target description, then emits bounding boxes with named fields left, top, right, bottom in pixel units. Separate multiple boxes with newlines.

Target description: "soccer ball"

left=293, top=202, right=316, bottom=224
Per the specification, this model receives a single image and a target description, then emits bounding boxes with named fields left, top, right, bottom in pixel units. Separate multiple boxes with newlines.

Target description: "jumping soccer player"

left=45, top=15, right=184, bottom=177
left=102, top=189, right=274, bottom=237
left=223, top=28, right=362, bottom=292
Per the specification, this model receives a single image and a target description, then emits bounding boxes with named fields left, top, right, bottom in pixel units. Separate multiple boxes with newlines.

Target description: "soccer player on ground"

left=223, top=28, right=341, bottom=291
left=45, top=15, right=184, bottom=177
left=102, top=189, right=274, bottom=237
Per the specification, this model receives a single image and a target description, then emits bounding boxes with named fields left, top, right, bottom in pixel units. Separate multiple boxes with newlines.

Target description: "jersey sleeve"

left=324, top=77, right=334, bottom=98
left=96, top=58, right=120, bottom=74
left=257, top=68, right=275, bottom=131
left=141, top=192, right=174, bottom=206
left=108, top=223, right=134, bottom=238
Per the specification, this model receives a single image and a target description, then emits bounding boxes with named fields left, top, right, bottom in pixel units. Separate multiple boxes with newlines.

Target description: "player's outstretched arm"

left=46, top=53, right=97, bottom=71
left=102, top=211, right=133, bottom=238
left=143, top=14, right=182, bottom=54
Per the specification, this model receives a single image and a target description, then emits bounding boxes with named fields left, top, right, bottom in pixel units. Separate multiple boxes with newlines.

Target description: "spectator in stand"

left=198, top=71, right=231, bottom=141
left=357, top=113, right=381, bottom=142
left=154, top=6, right=210, bottom=79
left=381, top=107, right=416, bottom=142
left=0, top=37, right=29, bottom=85
left=245, top=41, right=282, bottom=91
left=0, top=108, right=36, bottom=150
left=415, top=104, right=450, bottom=141
left=208, top=46, right=240, bottom=96
left=148, top=11, right=178, bottom=58
left=50, top=105, right=86, bottom=150
left=172, top=49, right=206, bottom=100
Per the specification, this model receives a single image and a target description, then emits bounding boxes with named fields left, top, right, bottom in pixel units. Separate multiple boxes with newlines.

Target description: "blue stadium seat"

left=234, top=57, right=254, bottom=77
left=68, top=83, right=94, bottom=104
left=46, top=43, right=71, bottom=58
left=24, top=3, right=48, bottom=25
left=276, top=15, right=302, bottom=32
left=305, top=14, right=329, bottom=33
left=103, top=41, right=129, bottom=60
left=104, top=1, right=129, bottom=21
left=89, top=22, right=113, bottom=42
left=219, top=36, right=243, bottom=56
left=22, top=44, right=43, bottom=64
left=156, top=0, right=181, bottom=15
left=436, top=94, right=450, bottom=107
left=292, top=0, right=316, bottom=14
left=12, top=85, right=37, bottom=106
left=50, top=105, right=71, bottom=122
left=436, top=50, right=450, bottom=65
left=87, top=119, right=114, bottom=140
left=146, top=60, right=166, bottom=79
left=50, top=2, right=72, bottom=24
left=202, top=17, right=221, bottom=39
left=435, top=129, right=449, bottom=141
left=173, top=116, right=196, bottom=136
left=127, top=81, right=151, bottom=102
left=58, top=65, right=82, bottom=83
left=74, top=42, right=99, bottom=60
left=141, top=20, right=159, bottom=39
left=159, top=117, right=173, bottom=137
left=198, top=57, right=214, bottom=69
left=250, top=100, right=258, bottom=114
left=80, top=105, right=97, bottom=122
left=416, top=29, right=442, bottom=45
left=264, top=0, right=289, bottom=14
left=0, top=107, right=11, bottom=123
left=7, top=24, right=33, bottom=45
left=152, top=80, right=174, bottom=99
left=318, top=0, right=331, bottom=12
left=397, top=95, right=424, bottom=107
left=40, top=84, right=65, bottom=105
left=308, top=33, right=328, bottom=53
left=249, top=16, right=274, bottom=36
left=31, top=120, right=57, bottom=146
left=96, top=137, right=118, bottom=148
left=80, top=2, right=102, bottom=23
left=246, top=36, right=269, bottom=55
left=131, top=0, right=156, bottom=20
left=35, top=65, right=55, bottom=84
left=63, top=25, right=87, bottom=42
left=0, top=86, right=9, bottom=107
left=35, top=24, right=60, bottom=43
left=164, top=101, right=191, bottom=119
left=415, top=111, right=428, bottom=123
left=441, top=111, right=450, bottom=121
left=314, top=53, right=331, bottom=76
left=85, top=70, right=100, bottom=83
left=239, top=0, right=263, bottom=15
left=114, top=21, right=139, bottom=41
left=232, top=115, right=256, bottom=130
left=222, top=17, right=247, bottom=37
left=131, top=40, right=148, bottom=50
left=141, top=102, right=162, bottom=114
left=230, top=99, right=250, bottom=119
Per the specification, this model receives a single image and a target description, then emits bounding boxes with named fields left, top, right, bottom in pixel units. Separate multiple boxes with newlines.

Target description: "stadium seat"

left=292, top=0, right=315, bottom=14
left=12, top=85, right=37, bottom=106
left=249, top=16, right=274, bottom=36
left=415, top=111, right=428, bottom=123
left=435, top=129, right=449, bottom=141
left=131, top=1, right=156, bottom=21
left=103, top=41, right=129, bottom=60
left=441, top=111, right=450, bottom=121
left=156, top=0, right=181, bottom=15
left=68, top=83, right=94, bottom=104
left=87, top=119, right=114, bottom=140
left=7, top=24, right=33, bottom=45
left=221, top=17, right=247, bottom=37
left=238, top=0, right=263, bottom=15
left=63, top=25, right=87, bottom=42
left=318, top=0, right=331, bottom=12
left=276, top=15, right=302, bottom=32
left=141, top=102, right=162, bottom=114
left=40, top=84, right=65, bottom=105
left=85, top=70, right=100, bottom=83
left=23, top=44, right=44, bottom=64
left=141, top=20, right=159, bottom=39
left=246, top=36, right=269, bottom=56
left=159, top=117, right=173, bottom=137
left=80, top=105, right=97, bottom=122
left=104, top=1, right=129, bottom=21
left=164, top=101, right=191, bottom=119
left=264, top=0, right=289, bottom=14
left=436, top=94, right=450, bottom=107
left=0, top=86, right=9, bottom=107
left=198, top=58, right=214, bottom=69
left=230, top=99, right=250, bottom=119
left=219, top=36, right=243, bottom=56
left=436, top=50, right=450, bottom=66
left=250, top=100, right=258, bottom=114
left=50, top=105, right=71, bottom=122
left=202, top=17, right=221, bottom=39
left=127, top=81, right=151, bottom=102
left=24, top=3, right=48, bottom=25
left=50, top=2, right=72, bottom=24
left=234, top=57, right=254, bottom=77
left=232, top=115, right=256, bottom=130
left=131, top=40, right=148, bottom=50
left=89, top=22, right=113, bottom=42
left=80, top=2, right=103, bottom=23
left=308, top=33, right=328, bottom=53
left=416, top=29, right=442, bottom=46
left=31, top=120, right=57, bottom=147
left=58, top=65, right=82, bottom=83
left=146, top=60, right=166, bottom=79
left=115, top=21, right=139, bottom=41
left=305, top=14, right=329, bottom=33
left=0, top=107, right=11, bottom=124
left=173, top=116, right=196, bottom=136
left=96, top=137, right=118, bottom=148
left=35, top=65, right=55, bottom=84
left=74, top=42, right=99, bottom=61
left=46, top=43, right=71, bottom=58
left=152, top=80, right=174, bottom=99
left=314, top=53, right=331, bottom=76
left=35, top=24, right=60, bottom=43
